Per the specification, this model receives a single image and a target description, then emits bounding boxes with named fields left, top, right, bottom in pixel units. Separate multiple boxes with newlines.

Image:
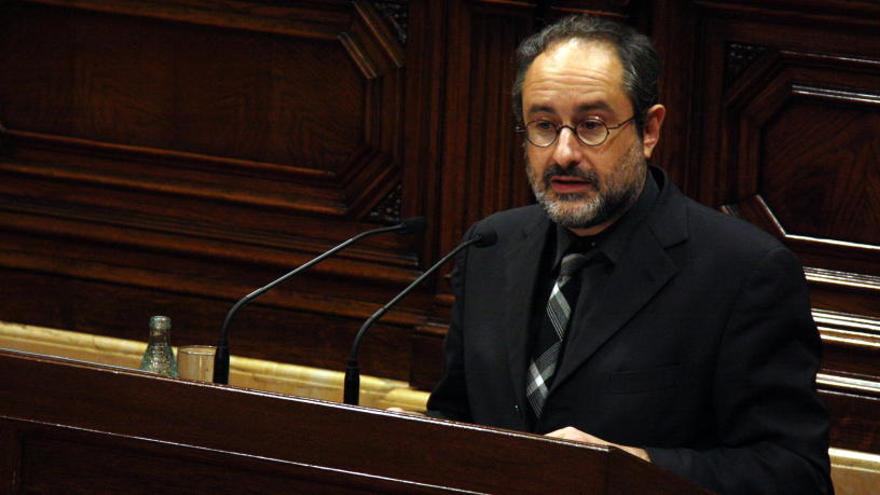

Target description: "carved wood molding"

left=723, top=42, right=768, bottom=90
left=2, top=129, right=346, bottom=212
left=819, top=368, right=880, bottom=453
left=0, top=156, right=421, bottom=292
left=0, top=0, right=406, bottom=219
left=0, top=0, right=421, bottom=355
left=0, top=196, right=418, bottom=272
left=0, top=241, right=426, bottom=330
left=0, top=203, right=429, bottom=332
left=719, top=195, right=785, bottom=237
left=815, top=308, right=880, bottom=382
left=791, top=83, right=880, bottom=108
left=25, top=0, right=359, bottom=39
left=693, top=0, right=880, bottom=28
left=819, top=389, right=880, bottom=453
left=816, top=308, right=880, bottom=336
left=806, top=268, right=880, bottom=292
left=371, top=0, right=408, bottom=44
left=368, top=183, right=403, bottom=224
left=546, top=2, right=633, bottom=19
left=722, top=195, right=880, bottom=274
left=819, top=373, right=880, bottom=397
left=717, top=48, right=880, bottom=281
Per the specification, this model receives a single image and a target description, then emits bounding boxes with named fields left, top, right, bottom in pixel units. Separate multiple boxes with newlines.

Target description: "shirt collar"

left=553, top=169, right=659, bottom=267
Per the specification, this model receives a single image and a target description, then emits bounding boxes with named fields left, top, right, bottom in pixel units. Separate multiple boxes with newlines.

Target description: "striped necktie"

left=526, top=252, right=589, bottom=418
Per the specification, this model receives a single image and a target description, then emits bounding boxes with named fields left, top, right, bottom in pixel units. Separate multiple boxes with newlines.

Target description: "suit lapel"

left=549, top=176, right=688, bottom=394
left=500, top=212, right=550, bottom=413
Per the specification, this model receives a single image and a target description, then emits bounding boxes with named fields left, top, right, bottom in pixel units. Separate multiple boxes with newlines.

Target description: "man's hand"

left=545, top=426, right=651, bottom=462
left=386, top=407, right=425, bottom=416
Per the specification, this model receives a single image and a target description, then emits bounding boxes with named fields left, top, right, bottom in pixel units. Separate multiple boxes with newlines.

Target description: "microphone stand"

left=343, top=230, right=496, bottom=405
left=213, top=218, right=425, bottom=384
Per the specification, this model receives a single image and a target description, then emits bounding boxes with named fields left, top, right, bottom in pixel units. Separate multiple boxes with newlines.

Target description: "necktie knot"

left=559, top=252, right=588, bottom=284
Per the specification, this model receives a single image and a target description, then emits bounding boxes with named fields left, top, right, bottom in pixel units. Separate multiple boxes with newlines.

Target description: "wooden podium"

left=0, top=349, right=709, bottom=494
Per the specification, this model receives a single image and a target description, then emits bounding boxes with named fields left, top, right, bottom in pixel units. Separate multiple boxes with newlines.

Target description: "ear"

left=641, top=104, right=666, bottom=159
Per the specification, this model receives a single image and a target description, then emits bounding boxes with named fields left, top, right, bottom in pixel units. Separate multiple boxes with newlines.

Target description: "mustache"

left=542, top=164, right=600, bottom=188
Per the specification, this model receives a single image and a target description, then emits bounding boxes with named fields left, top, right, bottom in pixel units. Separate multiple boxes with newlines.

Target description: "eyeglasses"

left=517, top=116, right=635, bottom=147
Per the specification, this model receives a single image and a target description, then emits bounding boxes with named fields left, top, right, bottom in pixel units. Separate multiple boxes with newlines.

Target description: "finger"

left=545, top=426, right=575, bottom=438
left=546, top=427, right=609, bottom=444
left=386, top=407, right=426, bottom=416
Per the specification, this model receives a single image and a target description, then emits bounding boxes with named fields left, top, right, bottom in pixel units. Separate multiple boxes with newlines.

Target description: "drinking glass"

left=177, top=345, right=216, bottom=382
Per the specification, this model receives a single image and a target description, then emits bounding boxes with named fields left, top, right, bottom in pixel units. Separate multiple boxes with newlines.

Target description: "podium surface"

left=0, top=349, right=708, bottom=494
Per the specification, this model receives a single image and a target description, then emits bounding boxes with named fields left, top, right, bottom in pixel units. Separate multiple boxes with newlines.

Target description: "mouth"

left=549, top=176, right=594, bottom=194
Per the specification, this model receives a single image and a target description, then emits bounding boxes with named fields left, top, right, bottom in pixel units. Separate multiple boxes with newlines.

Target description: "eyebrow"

left=576, top=102, right=613, bottom=113
left=526, top=104, right=555, bottom=115
left=526, top=101, right=614, bottom=116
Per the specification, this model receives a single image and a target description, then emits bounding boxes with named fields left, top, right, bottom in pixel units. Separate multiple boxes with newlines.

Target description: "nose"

left=551, top=126, right=583, bottom=168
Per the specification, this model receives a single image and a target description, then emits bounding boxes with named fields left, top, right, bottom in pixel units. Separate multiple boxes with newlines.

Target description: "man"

left=426, top=15, right=832, bottom=495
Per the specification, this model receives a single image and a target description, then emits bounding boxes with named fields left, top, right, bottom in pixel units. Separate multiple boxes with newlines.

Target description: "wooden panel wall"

left=0, top=0, right=423, bottom=381
left=646, top=1, right=880, bottom=440
left=652, top=0, right=880, bottom=454
left=1, top=0, right=878, bottom=452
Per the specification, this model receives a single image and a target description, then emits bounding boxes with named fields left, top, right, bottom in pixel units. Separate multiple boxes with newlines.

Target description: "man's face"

left=521, top=39, right=652, bottom=233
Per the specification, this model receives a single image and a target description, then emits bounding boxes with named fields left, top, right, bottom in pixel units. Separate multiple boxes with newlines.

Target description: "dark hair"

left=512, top=15, right=660, bottom=137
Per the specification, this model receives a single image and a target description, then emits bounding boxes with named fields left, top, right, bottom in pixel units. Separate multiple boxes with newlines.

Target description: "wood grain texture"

left=434, top=0, right=535, bottom=298
left=0, top=267, right=419, bottom=381
left=651, top=0, right=880, bottom=377
left=816, top=310, right=880, bottom=388
left=821, top=384, right=880, bottom=454
left=16, top=428, right=486, bottom=495
left=0, top=421, right=20, bottom=493
left=0, top=0, right=404, bottom=217
left=720, top=50, right=880, bottom=250
left=1, top=0, right=880, bottom=463
left=693, top=0, right=880, bottom=27
left=0, top=350, right=710, bottom=494
left=1, top=3, right=360, bottom=170
left=763, top=89, right=880, bottom=246
left=0, top=0, right=418, bottom=382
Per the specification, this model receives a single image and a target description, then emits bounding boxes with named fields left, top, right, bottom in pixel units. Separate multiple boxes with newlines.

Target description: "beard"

left=526, top=140, right=647, bottom=230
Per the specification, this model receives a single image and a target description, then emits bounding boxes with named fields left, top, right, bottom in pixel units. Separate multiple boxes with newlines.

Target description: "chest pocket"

left=606, top=364, right=681, bottom=394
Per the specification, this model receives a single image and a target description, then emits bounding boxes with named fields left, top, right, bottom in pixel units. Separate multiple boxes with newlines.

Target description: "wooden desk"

left=0, top=349, right=708, bottom=494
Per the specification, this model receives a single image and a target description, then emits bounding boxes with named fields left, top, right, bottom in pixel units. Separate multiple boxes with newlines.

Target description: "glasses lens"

left=577, top=120, right=608, bottom=146
left=526, top=121, right=557, bottom=147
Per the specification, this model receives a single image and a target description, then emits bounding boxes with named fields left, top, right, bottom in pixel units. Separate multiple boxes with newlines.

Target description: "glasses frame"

left=517, top=116, right=635, bottom=148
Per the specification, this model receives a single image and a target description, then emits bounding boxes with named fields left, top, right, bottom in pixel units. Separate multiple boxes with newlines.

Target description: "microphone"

left=343, top=227, right=498, bottom=405
left=213, top=216, right=426, bottom=384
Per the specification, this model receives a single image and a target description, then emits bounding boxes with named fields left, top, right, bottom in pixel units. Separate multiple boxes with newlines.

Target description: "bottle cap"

left=149, top=315, right=171, bottom=331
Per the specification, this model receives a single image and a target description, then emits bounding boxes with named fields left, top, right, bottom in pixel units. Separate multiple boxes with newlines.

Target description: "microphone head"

left=473, top=228, right=498, bottom=247
left=397, top=216, right=427, bottom=235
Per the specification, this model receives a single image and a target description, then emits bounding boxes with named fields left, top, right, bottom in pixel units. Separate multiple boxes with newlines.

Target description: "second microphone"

left=343, top=227, right=498, bottom=406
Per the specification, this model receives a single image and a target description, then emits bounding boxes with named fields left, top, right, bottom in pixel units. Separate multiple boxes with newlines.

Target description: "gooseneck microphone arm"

left=343, top=228, right=498, bottom=405
left=213, top=217, right=426, bottom=384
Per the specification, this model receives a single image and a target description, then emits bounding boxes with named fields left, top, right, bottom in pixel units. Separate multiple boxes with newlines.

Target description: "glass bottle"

left=139, top=315, right=178, bottom=377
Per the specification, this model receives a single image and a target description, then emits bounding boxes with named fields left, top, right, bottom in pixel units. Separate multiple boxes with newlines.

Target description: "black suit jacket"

left=428, top=168, right=832, bottom=494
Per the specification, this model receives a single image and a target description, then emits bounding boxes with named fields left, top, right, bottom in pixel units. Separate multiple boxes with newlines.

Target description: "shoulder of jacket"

left=681, top=197, right=788, bottom=259
left=475, top=204, right=545, bottom=236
